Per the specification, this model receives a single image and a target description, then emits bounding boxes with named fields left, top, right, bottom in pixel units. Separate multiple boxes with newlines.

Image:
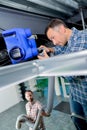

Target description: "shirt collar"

left=68, top=27, right=79, bottom=45
left=71, top=27, right=78, bottom=37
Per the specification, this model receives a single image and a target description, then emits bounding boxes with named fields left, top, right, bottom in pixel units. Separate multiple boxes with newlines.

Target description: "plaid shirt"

left=25, top=100, right=42, bottom=121
left=53, top=27, right=87, bottom=105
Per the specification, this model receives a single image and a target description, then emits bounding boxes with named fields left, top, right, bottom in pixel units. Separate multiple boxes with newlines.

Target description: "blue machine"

left=2, top=28, right=38, bottom=64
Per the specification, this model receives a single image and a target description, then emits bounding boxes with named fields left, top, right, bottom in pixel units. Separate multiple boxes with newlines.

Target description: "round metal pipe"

left=80, top=7, right=85, bottom=30
left=46, top=76, right=55, bottom=114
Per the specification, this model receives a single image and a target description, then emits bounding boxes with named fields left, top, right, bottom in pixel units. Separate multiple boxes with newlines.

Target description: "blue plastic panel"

left=2, top=28, right=38, bottom=64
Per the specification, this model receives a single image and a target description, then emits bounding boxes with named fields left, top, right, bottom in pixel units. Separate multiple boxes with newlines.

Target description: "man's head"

left=25, top=90, right=34, bottom=102
left=45, top=19, right=72, bottom=46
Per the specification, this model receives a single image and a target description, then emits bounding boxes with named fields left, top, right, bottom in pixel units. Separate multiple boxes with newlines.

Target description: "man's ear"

left=60, top=25, right=66, bottom=33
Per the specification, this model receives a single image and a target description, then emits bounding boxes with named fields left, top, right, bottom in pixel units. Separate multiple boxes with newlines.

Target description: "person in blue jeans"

left=38, top=19, right=87, bottom=130
left=70, top=95, right=87, bottom=130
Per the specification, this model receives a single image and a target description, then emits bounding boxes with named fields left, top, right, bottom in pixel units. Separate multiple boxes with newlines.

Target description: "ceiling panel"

left=0, top=0, right=86, bottom=28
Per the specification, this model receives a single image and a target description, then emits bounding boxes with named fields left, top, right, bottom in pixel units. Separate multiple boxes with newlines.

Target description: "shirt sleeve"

left=36, top=101, right=43, bottom=110
left=53, top=46, right=65, bottom=55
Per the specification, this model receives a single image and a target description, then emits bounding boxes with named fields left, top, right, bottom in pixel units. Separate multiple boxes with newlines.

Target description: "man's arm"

left=41, top=110, right=50, bottom=117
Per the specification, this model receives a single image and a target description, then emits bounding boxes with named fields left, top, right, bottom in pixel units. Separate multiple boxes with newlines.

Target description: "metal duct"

left=0, top=0, right=68, bottom=18
left=27, top=0, right=73, bottom=15
left=46, top=76, right=55, bottom=114
left=54, top=0, right=78, bottom=9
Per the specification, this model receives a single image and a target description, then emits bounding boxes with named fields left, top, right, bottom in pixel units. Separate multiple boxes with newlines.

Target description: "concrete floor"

left=0, top=91, right=76, bottom=130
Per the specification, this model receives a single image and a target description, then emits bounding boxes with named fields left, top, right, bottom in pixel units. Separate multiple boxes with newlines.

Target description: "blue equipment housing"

left=2, top=28, right=38, bottom=64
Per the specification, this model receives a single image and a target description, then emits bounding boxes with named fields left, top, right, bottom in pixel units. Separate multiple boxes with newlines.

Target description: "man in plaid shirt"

left=25, top=90, right=49, bottom=130
left=16, top=90, right=50, bottom=130
left=38, top=19, right=87, bottom=130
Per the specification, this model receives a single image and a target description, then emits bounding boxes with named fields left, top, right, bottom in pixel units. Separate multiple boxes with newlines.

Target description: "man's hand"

left=27, top=117, right=35, bottom=123
left=37, top=45, right=54, bottom=60
left=38, top=45, right=54, bottom=53
left=19, top=119, right=26, bottom=123
left=37, top=50, right=49, bottom=59
left=41, top=110, right=51, bottom=117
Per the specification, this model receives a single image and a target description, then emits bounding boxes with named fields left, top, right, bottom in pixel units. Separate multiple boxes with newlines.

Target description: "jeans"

left=70, top=95, right=87, bottom=130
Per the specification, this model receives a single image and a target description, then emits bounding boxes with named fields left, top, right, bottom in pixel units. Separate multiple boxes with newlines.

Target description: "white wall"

left=27, top=78, right=37, bottom=91
left=0, top=7, right=50, bottom=34
left=0, top=85, right=20, bottom=113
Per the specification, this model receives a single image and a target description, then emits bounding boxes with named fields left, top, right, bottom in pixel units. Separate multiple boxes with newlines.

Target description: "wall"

left=0, top=85, right=20, bottom=113
left=27, top=78, right=37, bottom=91
left=0, top=7, right=50, bottom=34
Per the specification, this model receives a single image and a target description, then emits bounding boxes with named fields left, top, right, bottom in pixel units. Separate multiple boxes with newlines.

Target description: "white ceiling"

left=0, top=0, right=87, bottom=28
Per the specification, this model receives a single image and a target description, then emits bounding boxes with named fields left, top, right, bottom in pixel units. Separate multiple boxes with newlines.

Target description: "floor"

left=0, top=90, right=76, bottom=130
